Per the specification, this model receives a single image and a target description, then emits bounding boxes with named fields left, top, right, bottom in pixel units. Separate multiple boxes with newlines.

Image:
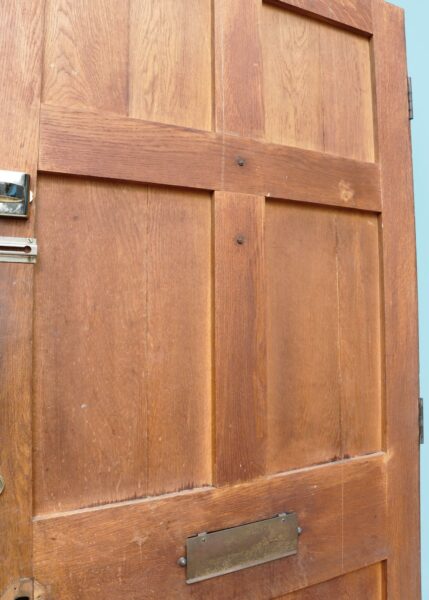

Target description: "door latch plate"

left=0, top=237, right=37, bottom=264
left=0, top=170, right=31, bottom=218
left=183, top=512, right=299, bottom=584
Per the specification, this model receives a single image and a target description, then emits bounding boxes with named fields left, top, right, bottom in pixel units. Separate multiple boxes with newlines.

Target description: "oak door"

left=0, top=0, right=420, bottom=598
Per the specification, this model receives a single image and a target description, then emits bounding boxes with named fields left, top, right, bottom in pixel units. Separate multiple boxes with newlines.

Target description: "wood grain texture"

left=214, top=192, right=266, bottom=485
left=266, top=202, right=382, bottom=473
left=39, top=104, right=381, bottom=211
left=266, top=0, right=373, bottom=35
left=33, top=176, right=212, bottom=513
left=278, top=563, right=384, bottom=599
left=0, top=0, right=44, bottom=592
left=43, top=0, right=128, bottom=114
left=146, top=186, right=212, bottom=496
left=372, top=1, right=421, bottom=597
left=33, top=454, right=387, bottom=600
left=214, top=0, right=265, bottom=138
left=262, top=4, right=375, bottom=162
left=335, top=211, right=382, bottom=457
left=129, top=0, right=212, bottom=130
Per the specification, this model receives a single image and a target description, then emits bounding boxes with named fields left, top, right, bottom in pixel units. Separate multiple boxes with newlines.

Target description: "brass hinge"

left=419, top=397, right=424, bottom=444
left=408, top=76, right=414, bottom=121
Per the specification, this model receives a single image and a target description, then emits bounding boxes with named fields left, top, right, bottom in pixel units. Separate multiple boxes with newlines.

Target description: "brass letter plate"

left=184, top=512, right=299, bottom=584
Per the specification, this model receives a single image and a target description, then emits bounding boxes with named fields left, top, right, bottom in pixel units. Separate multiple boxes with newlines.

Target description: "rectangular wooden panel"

left=33, top=176, right=212, bottom=514
left=39, top=105, right=381, bottom=211
left=214, top=192, right=266, bottom=485
left=372, top=1, right=420, bottom=598
left=266, top=0, right=373, bottom=34
left=262, top=4, right=375, bottom=162
left=129, top=0, right=212, bottom=130
left=266, top=202, right=382, bottom=473
left=0, top=0, right=44, bottom=591
left=33, top=454, right=387, bottom=600
left=43, top=0, right=128, bottom=114
left=279, top=563, right=384, bottom=599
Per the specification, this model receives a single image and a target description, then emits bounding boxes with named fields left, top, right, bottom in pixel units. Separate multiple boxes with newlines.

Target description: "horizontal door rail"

left=39, top=104, right=381, bottom=212
left=265, top=0, right=373, bottom=36
left=33, top=453, right=387, bottom=598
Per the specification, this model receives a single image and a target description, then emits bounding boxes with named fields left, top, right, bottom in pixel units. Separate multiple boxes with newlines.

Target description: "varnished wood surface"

left=262, top=4, right=374, bottom=161
left=214, top=0, right=265, bottom=138
left=33, top=454, right=387, bottom=600
left=33, top=176, right=212, bottom=514
left=43, top=0, right=128, bottom=114
left=39, top=105, right=381, bottom=211
left=372, top=1, right=421, bottom=597
left=129, top=0, right=212, bottom=130
left=0, top=0, right=420, bottom=596
left=0, top=1, right=44, bottom=593
left=266, top=203, right=382, bottom=473
left=278, top=563, right=384, bottom=599
left=266, top=0, right=373, bottom=34
left=214, top=192, right=266, bottom=484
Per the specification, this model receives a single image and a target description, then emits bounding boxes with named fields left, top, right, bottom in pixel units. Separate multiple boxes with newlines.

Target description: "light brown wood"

left=262, top=4, right=375, bottom=161
left=129, top=0, right=212, bottom=130
left=214, top=0, right=265, bottom=138
left=267, top=0, right=373, bottom=34
left=145, top=186, right=212, bottom=496
left=42, top=0, right=128, bottom=115
left=266, top=202, right=382, bottom=473
left=0, top=0, right=420, bottom=597
left=214, top=192, right=266, bottom=484
left=372, top=1, right=421, bottom=597
left=0, top=0, right=44, bottom=592
left=279, top=563, right=384, bottom=599
left=33, top=454, right=387, bottom=599
left=39, top=104, right=381, bottom=211
left=33, top=176, right=212, bottom=514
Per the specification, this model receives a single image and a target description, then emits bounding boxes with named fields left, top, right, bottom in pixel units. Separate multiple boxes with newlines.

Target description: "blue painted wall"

left=392, top=1, right=428, bottom=597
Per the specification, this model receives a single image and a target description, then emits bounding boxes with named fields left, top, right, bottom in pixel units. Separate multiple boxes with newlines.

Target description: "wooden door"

left=0, top=0, right=420, bottom=598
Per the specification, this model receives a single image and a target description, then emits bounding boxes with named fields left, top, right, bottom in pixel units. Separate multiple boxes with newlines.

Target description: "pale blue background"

left=392, top=1, right=428, bottom=596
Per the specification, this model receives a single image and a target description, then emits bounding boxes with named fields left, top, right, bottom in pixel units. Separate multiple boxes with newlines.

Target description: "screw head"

left=177, top=556, right=187, bottom=567
left=236, top=157, right=246, bottom=167
left=0, top=475, right=5, bottom=496
left=235, top=235, right=245, bottom=245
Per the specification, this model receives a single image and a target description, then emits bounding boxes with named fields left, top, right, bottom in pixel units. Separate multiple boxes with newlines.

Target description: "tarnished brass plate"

left=185, top=512, right=299, bottom=584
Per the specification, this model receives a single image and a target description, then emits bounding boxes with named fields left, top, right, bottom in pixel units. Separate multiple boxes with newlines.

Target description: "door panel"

left=266, top=202, right=382, bottom=472
left=33, top=176, right=212, bottom=513
left=279, top=563, right=384, bottom=599
left=0, top=0, right=419, bottom=598
left=262, top=4, right=375, bottom=161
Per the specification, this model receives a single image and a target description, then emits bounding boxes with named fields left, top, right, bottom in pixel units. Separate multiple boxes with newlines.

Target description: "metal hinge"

left=408, top=76, right=414, bottom=120
left=419, top=397, right=424, bottom=444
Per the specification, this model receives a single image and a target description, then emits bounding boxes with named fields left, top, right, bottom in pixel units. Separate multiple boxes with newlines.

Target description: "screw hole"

left=236, top=157, right=246, bottom=167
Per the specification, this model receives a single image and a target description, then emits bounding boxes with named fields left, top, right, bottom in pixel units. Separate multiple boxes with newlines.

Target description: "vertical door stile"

left=0, top=1, right=45, bottom=594
left=213, top=0, right=267, bottom=486
left=372, top=1, right=420, bottom=597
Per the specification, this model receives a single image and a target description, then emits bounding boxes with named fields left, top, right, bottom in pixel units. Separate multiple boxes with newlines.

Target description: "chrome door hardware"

left=0, top=170, right=31, bottom=217
left=180, top=512, right=300, bottom=584
left=0, top=237, right=37, bottom=264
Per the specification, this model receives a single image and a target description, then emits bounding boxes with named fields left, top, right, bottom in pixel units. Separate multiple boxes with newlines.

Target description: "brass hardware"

left=0, top=171, right=31, bottom=218
left=0, top=237, right=37, bottom=264
left=183, top=512, right=299, bottom=584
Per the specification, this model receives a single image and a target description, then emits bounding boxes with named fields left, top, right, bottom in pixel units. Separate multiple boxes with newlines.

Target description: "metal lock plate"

left=184, top=512, right=299, bottom=584
left=0, top=170, right=31, bottom=218
left=0, top=237, right=37, bottom=264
